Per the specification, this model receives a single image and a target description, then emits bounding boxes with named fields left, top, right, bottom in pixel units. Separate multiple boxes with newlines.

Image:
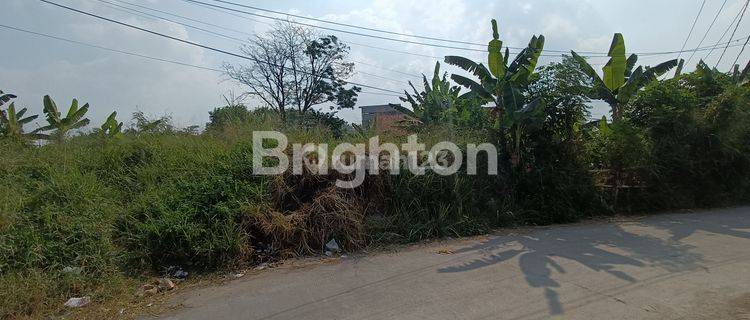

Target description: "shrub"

left=111, top=135, right=267, bottom=270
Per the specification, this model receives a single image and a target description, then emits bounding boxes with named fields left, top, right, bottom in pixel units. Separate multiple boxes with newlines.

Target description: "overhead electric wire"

left=110, top=0, right=252, bottom=37
left=93, top=0, right=415, bottom=88
left=184, top=0, right=750, bottom=59
left=97, top=0, right=423, bottom=81
left=183, top=0, right=488, bottom=53
left=353, top=60, right=422, bottom=78
left=732, top=34, right=750, bottom=66
left=202, top=0, right=486, bottom=48
left=0, top=23, right=222, bottom=73
left=93, top=0, right=247, bottom=43
left=38, top=0, right=403, bottom=95
left=0, top=23, right=402, bottom=98
left=66, top=0, right=750, bottom=77
left=355, top=71, right=410, bottom=85
left=717, top=0, right=750, bottom=67
left=181, top=0, right=588, bottom=57
left=175, top=0, right=531, bottom=61
left=677, top=0, right=707, bottom=62
left=32, top=0, right=750, bottom=90
left=358, top=91, right=401, bottom=97
left=705, top=3, right=744, bottom=60
left=686, top=0, right=728, bottom=65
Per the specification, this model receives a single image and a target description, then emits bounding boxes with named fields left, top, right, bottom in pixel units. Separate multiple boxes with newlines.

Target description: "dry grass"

left=246, top=167, right=384, bottom=256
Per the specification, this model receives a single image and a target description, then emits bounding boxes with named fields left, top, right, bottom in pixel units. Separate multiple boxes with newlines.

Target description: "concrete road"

left=160, top=207, right=750, bottom=320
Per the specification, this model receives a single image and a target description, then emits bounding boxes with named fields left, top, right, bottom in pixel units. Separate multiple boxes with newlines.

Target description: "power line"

left=182, top=0, right=590, bottom=57
left=110, top=0, right=253, bottom=37
left=356, top=71, right=410, bottom=85
left=38, top=0, right=403, bottom=95
left=91, top=0, right=416, bottom=87
left=30, top=0, right=750, bottom=85
left=182, top=0, right=489, bottom=53
left=677, top=0, right=707, bottom=62
left=358, top=91, right=401, bottom=97
left=0, top=23, right=403, bottom=99
left=705, top=3, right=744, bottom=60
left=183, top=0, right=750, bottom=59
left=686, top=0, right=728, bottom=65
left=204, top=0, right=489, bottom=48
left=732, top=34, right=750, bottom=66
left=0, top=23, right=222, bottom=73
left=97, top=0, right=424, bottom=81
left=93, top=0, right=246, bottom=43
left=353, top=60, right=422, bottom=78
left=174, top=0, right=531, bottom=61
left=208, top=0, right=729, bottom=58
left=717, top=0, right=750, bottom=67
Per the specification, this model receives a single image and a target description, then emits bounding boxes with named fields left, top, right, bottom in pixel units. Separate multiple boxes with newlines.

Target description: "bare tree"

left=224, top=22, right=360, bottom=119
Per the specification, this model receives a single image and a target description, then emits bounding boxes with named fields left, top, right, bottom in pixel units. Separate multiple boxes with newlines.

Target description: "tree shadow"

left=649, top=208, right=750, bottom=242
left=437, top=216, right=711, bottom=316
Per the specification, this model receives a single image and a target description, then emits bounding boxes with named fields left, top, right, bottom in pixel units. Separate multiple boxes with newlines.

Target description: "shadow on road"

left=437, top=208, right=750, bottom=316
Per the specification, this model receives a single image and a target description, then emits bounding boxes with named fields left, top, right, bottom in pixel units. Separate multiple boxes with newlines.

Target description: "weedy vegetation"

left=1, top=20, right=749, bottom=319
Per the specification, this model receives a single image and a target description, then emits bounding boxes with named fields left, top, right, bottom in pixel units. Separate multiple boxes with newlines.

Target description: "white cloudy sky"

left=1, top=0, right=749, bottom=129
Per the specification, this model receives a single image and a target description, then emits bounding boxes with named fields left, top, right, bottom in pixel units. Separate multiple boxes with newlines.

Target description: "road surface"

left=159, top=207, right=750, bottom=320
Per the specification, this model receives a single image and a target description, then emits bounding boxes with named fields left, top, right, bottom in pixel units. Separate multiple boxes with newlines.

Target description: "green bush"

left=626, top=74, right=750, bottom=208
left=114, top=135, right=267, bottom=270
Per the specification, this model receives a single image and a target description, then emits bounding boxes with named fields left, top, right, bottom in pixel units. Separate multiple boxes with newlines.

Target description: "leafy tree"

left=444, top=19, right=546, bottom=165
left=570, top=33, right=678, bottom=121
left=0, top=102, right=43, bottom=141
left=127, top=111, right=174, bottom=134
left=626, top=65, right=750, bottom=206
left=284, top=108, right=349, bottom=137
left=395, top=61, right=461, bottom=127
left=224, top=22, right=361, bottom=119
left=207, top=104, right=253, bottom=131
left=38, top=95, right=90, bottom=143
left=528, top=55, right=594, bottom=142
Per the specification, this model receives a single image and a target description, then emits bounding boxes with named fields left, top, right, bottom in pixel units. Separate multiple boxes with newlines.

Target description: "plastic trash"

left=64, top=296, right=91, bottom=308
left=325, top=239, right=340, bottom=253
left=165, top=266, right=188, bottom=280
left=62, top=266, right=82, bottom=275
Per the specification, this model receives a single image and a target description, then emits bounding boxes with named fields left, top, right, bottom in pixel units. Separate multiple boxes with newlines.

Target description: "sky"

left=1, top=0, right=749, bottom=130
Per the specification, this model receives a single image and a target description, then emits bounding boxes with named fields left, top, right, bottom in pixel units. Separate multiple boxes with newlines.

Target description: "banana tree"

left=0, top=90, right=16, bottom=110
left=100, top=111, right=123, bottom=140
left=674, top=59, right=685, bottom=78
left=0, top=90, right=14, bottom=134
left=444, top=19, right=546, bottom=165
left=570, top=33, right=678, bottom=121
left=0, top=102, right=44, bottom=141
left=39, top=95, right=91, bottom=143
left=395, top=61, right=461, bottom=127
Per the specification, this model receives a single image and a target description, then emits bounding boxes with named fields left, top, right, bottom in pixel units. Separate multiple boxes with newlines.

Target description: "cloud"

left=542, top=14, right=579, bottom=37
left=519, top=2, right=534, bottom=14
left=1, top=0, right=237, bottom=129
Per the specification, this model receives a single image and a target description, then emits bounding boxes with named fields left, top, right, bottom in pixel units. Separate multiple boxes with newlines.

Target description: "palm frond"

left=625, top=54, right=638, bottom=77
left=643, top=59, right=679, bottom=80
left=450, top=74, right=493, bottom=100
left=444, top=56, right=494, bottom=82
